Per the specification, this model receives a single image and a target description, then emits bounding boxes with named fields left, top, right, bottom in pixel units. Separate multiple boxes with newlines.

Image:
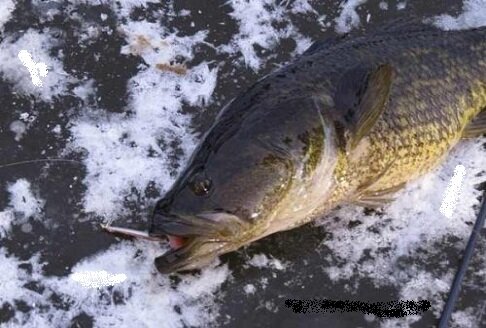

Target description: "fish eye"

left=190, top=174, right=212, bottom=196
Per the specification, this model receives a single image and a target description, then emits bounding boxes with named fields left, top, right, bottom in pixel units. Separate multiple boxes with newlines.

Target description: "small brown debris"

left=129, top=35, right=152, bottom=54
left=155, top=63, right=187, bottom=76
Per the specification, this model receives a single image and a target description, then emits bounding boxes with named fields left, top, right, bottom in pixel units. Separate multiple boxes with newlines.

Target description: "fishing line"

left=438, top=189, right=486, bottom=328
left=0, top=158, right=83, bottom=170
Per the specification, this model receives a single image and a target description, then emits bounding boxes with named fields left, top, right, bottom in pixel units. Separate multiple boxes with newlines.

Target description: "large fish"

left=105, top=19, right=486, bottom=273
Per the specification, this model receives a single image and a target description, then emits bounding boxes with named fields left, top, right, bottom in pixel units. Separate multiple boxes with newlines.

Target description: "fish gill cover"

left=0, top=0, right=485, bottom=327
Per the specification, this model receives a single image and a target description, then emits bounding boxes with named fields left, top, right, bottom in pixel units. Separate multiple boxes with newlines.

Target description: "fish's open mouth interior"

left=167, top=234, right=188, bottom=250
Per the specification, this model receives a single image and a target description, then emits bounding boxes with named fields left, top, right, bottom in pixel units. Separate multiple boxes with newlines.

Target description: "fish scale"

left=296, top=24, right=486, bottom=216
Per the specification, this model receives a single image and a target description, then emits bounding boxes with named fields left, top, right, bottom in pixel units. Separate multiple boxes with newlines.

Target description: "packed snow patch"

left=248, top=254, right=287, bottom=271
left=0, top=0, right=15, bottom=30
left=70, top=64, right=217, bottom=217
left=335, top=0, right=367, bottom=33
left=0, top=179, right=44, bottom=237
left=221, top=0, right=312, bottom=70
left=70, top=270, right=128, bottom=288
left=435, top=0, right=486, bottom=30
left=70, top=22, right=217, bottom=217
left=0, top=241, right=231, bottom=327
left=0, top=29, right=74, bottom=101
left=7, top=179, right=44, bottom=219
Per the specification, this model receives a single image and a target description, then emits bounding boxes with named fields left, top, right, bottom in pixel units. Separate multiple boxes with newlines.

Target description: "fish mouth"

left=150, top=211, right=248, bottom=274
left=153, top=235, right=231, bottom=274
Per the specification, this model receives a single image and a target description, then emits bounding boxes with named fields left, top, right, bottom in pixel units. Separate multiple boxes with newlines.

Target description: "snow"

left=9, top=120, right=27, bottom=141
left=248, top=254, right=287, bottom=271
left=0, top=29, right=74, bottom=101
left=69, top=270, right=128, bottom=288
left=0, top=0, right=15, bottom=30
left=0, top=241, right=230, bottom=327
left=379, top=2, right=389, bottom=11
left=397, top=1, right=407, bottom=10
left=244, top=284, right=257, bottom=294
left=70, top=59, right=217, bottom=217
left=435, top=0, right=486, bottom=30
left=7, top=179, right=44, bottom=219
left=220, top=0, right=312, bottom=70
left=0, top=179, right=44, bottom=237
left=335, top=0, right=367, bottom=33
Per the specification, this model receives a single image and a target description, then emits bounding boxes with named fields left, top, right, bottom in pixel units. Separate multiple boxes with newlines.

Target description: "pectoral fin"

left=352, top=182, right=407, bottom=208
left=463, top=110, right=486, bottom=138
left=334, top=64, right=394, bottom=150
left=352, top=197, right=395, bottom=209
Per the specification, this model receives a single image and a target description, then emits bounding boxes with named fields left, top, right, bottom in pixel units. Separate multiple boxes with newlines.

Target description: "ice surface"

left=1, top=0, right=486, bottom=327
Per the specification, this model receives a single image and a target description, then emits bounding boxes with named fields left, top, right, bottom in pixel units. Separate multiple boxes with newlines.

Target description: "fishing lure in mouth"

left=101, top=224, right=187, bottom=249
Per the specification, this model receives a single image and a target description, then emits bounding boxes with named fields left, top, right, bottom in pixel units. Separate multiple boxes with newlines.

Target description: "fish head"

left=150, top=95, right=336, bottom=273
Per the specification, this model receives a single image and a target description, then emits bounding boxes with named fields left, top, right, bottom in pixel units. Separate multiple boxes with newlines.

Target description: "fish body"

left=149, top=20, right=486, bottom=273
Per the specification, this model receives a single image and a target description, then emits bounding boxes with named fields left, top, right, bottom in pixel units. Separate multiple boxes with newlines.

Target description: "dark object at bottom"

left=439, top=190, right=486, bottom=327
left=284, top=299, right=430, bottom=317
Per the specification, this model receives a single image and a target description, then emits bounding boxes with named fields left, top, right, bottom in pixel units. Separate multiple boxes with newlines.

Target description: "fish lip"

left=154, top=237, right=231, bottom=274
left=150, top=212, right=221, bottom=238
left=150, top=210, right=248, bottom=273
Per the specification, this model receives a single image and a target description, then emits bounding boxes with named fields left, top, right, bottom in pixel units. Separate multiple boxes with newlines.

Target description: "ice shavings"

left=434, top=0, right=486, bottom=30
left=112, top=0, right=167, bottom=19
left=70, top=270, right=127, bottom=288
left=335, top=0, right=367, bottom=34
left=120, top=21, right=209, bottom=67
left=18, top=50, right=49, bottom=87
left=0, top=250, right=31, bottom=305
left=248, top=254, right=287, bottom=271
left=0, top=211, right=14, bottom=239
left=0, top=241, right=230, bottom=327
left=221, top=0, right=312, bottom=70
left=70, top=26, right=217, bottom=217
left=0, top=0, right=15, bottom=30
left=8, top=179, right=44, bottom=219
left=0, top=29, right=74, bottom=101
left=440, top=164, right=467, bottom=219
left=244, top=284, right=257, bottom=294
left=0, top=179, right=44, bottom=237
left=397, top=1, right=407, bottom=10
left=9, top=120, right=27, bottom=142
left=290, top=0, right=318, bottom=15
left=379, top=2, right=388, bottom=11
